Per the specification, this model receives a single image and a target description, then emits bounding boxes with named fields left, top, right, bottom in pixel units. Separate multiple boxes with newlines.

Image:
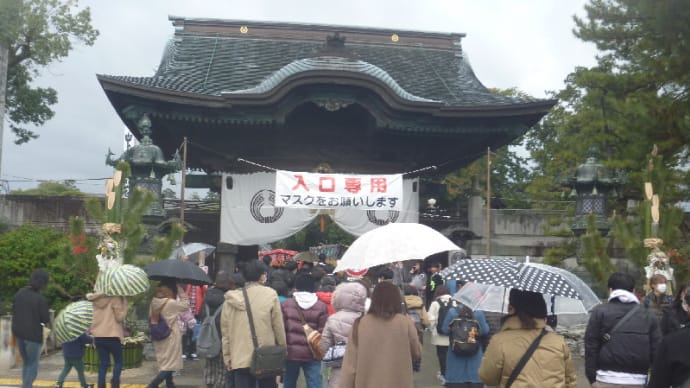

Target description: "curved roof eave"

left=220, top=57, right=439, bottom=104
left=97, top=73, right=556, bottom=120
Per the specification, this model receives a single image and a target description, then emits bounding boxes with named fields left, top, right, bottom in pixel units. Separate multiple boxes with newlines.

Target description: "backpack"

left=196, top=304, right=222, bottom=358
left=149, top=299, right=171, bottom=341
left=436, top=298, right=457, bottom=334
left=449, top=305, right=481, bottom=356
left=408, top=308, right=424, bottom=332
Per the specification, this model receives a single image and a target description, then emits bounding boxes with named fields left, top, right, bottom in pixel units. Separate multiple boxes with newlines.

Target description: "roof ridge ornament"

left=326, top=32, right=346, bottom=48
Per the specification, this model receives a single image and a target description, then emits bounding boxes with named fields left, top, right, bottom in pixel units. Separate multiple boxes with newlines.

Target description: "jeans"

left=283, top=360, right=322, bottom=388
left=17, top=338, right=42, bottom=388
left=94, top=337, right=123, bottom=386
left=57, top=357, right=88, bottom=387
left=148, top=370, right=174, bottom=388
left=232, top=368, right=276, bottom=388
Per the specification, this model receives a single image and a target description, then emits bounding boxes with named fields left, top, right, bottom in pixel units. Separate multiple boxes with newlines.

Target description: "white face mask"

left=656, top=284, right=667, bottom=294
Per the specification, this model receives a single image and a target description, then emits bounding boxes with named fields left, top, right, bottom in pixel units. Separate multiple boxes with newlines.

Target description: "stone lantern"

left=106, top=114, right=182, bottom=223
left=562, top=147, right=623, bottom=238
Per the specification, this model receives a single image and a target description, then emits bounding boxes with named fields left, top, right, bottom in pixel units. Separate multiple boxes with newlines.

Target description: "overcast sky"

left=1, top=0, right=598, bottom=194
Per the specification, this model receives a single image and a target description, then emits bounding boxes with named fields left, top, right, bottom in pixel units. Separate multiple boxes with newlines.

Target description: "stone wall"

left=0, top=195, right=100, bottom=233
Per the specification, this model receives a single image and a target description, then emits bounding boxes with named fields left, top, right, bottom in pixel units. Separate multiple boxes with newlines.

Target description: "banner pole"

left=180, top=137, right=187, bottom=228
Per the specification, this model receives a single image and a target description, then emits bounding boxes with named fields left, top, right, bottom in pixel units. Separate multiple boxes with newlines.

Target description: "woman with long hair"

left=339, top=281, right=422, bottom=388
left=146, top=282, right=190, bottom=388
left=479, top=289, right=576, bottom=387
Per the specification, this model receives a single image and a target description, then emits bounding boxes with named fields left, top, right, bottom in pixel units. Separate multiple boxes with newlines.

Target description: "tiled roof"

left=100, top=19, right=540, bottom=107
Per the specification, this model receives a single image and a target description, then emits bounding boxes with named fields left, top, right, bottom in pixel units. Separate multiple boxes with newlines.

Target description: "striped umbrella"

left=97, top=264, right=150, bottom=296
left=54, top=300, right=93, bottom=343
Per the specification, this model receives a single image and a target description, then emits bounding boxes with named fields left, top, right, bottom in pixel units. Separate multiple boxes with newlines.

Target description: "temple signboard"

left=275, top=170, right=403, bottom=210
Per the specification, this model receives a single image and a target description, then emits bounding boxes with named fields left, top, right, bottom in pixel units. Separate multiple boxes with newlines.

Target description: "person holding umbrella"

left=479, top=289, right=576, bottom=387
left=86, top=292, right=128, bottom=388
left=147, top=281, right=190, bottom=388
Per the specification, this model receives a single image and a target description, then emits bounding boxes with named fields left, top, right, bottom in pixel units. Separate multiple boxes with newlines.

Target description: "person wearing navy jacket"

left=56, top=333, right=94, bottom=388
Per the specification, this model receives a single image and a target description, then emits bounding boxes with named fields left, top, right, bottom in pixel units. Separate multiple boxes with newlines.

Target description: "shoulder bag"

left=295, top=303, right=325, bottom=360
left=505, top=328, right=548, bottom=388
left=241, top=287, right=287, bottom=379
left=602, top=304, right=641, bottom=342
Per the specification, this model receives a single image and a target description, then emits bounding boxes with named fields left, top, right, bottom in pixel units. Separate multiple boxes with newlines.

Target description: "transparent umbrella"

left=168, top=243, right=216, bottom=263
left=445, top=259, right=601, bottom=314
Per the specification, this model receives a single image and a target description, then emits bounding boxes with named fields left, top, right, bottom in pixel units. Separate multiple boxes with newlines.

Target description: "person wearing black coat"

left=648, top=292, right=690, bottom=388
left=12, top=269, right=50, bottom=388
left=659, top=281, right=690, bottom=336
left=584, top=272, right=662, bottom=387
left=200, top=272, right=243, bottom=388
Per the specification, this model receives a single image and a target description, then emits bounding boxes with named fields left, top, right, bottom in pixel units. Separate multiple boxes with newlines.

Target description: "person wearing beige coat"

left=146, top=284, right=190, bottom=388
left=87, top=292, right=127, bottom=388
left=339, top=282, right=422, bottom=388
left=479, top=289, right=576, bottom=388
left=221, top=260, right=286, bottom=388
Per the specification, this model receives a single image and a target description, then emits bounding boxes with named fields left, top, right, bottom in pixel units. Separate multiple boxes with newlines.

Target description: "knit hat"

left=509, top=289, right=547, bottom=319
left=294, top=273, right=317, bottom=293
left=319, top=275, right=337, bottom=292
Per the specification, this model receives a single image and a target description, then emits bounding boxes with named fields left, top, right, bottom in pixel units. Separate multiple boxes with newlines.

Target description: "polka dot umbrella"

left=441, top=258, right=585, bottom=300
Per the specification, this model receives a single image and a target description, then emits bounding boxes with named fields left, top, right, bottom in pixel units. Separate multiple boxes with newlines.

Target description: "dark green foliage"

left=151, top=222, right=185, bottom=260
left=11, top=180, right=83, bottom=196
left=581, top=215, right=616, bottom=286
left=1, top=0, right=98, bottom=144
left=0, top=224, right=95, bottom=314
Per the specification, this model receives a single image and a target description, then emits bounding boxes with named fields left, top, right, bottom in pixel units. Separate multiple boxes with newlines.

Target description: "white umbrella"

left=168, top=242, right=216, bottom=263
left=334, top=223, right=461, bottom=272
left=454, top=281, right=600, bottom=315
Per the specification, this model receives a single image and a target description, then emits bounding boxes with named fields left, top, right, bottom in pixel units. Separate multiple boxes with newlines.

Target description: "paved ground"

left=0, top=331, right=589, bottom=388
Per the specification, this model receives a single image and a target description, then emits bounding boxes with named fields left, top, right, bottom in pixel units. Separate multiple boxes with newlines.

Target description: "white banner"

left=220, top=172, right=318, bottom=245
left=331, top=178, right=419, bottom=236
left=220, top=173, right=418, bottom=244
left=275, top=170, right=403, bottom=210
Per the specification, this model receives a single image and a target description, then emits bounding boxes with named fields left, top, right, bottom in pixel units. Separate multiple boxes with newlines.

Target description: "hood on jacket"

left=224, top=288, right=247, bottom=311
left=500, top=315, right=546, bottom=331
left=87, top=292, right=117, bottom=309
left=150, top=296, right=171, bottom=312
left=404, top=294, right=424, bottom=310
left=293, top=291, right=318, bottom=309
left=332, top=281, right=367, bottom=313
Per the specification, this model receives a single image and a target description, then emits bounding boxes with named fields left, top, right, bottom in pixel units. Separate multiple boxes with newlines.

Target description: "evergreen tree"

left=0, top=0, right=98, bottom=144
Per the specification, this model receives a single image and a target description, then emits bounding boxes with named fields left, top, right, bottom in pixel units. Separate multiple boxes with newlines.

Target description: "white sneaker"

left=436, top=371, right=446, bottom=385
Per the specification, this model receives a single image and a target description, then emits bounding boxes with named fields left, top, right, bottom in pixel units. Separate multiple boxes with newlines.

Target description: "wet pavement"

left=0, top=331, right=589, bottom=387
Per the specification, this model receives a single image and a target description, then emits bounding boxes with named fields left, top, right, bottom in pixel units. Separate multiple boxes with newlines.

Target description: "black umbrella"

left=145, top=260, right=212, bottom=286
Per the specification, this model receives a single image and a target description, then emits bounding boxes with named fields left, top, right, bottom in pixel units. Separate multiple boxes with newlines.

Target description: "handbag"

left=241, top=287, right=287, bottom=379
left=322, top=341, right=347, bottom=368
left=148, top=299, right=171, bottom=341
left=295, top=305, right=325, bottom=360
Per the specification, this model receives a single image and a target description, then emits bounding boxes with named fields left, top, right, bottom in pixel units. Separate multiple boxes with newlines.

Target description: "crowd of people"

left=11, top=261, right=690, bottom=388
